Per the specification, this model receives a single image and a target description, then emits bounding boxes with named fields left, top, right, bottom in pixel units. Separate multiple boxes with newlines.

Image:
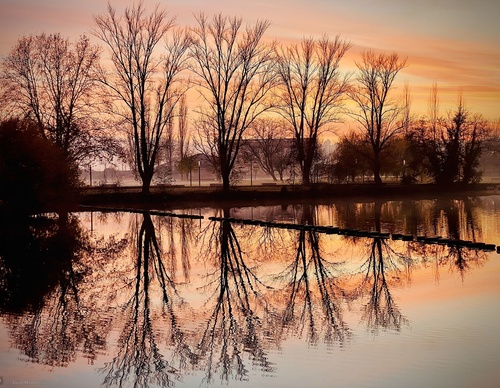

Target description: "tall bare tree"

left=177, top=95, right=189, bottom=160
left=349, top=51, right=408, bottom=185
left=189, top=13, right=276, bottom=191
left=0, top=33, right=113, bottom=166
left=401, top=83, right=412, bottom=134
left=156, top=116, right=175, bottom=184
left=429, top=83, right=440, bottom=140
left=177, top=94, right=191, bottom=179
left=274, top=36, right=351, bottom=186
left=93, top=2, right=191, bottom=193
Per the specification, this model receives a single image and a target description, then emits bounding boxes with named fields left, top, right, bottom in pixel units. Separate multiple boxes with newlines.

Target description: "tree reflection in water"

left=0, top=212, right=124, bottom=366
left=350, top=237, right=410, bottom=332
left=343, top=201, right=411, bottom=332
left=0, top=198, right=495, bottom=386
left=197, top=208, right=274, bottom=385
left=440, top=198, right=488, bottom=277
left=101, top=211, right=197, bottom=388
left=273, top=205, right=349, bottom=346
left=413, top=198, right=488, bottom=282
left=155, top=214, right=194, bottom=284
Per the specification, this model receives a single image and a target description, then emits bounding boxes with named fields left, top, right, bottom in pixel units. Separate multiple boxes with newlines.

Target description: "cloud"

left=1, top=0, right=498, bottom=119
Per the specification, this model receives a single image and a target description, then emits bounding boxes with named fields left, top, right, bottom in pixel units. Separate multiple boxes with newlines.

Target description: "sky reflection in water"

left=1, top=196, right=500, bottom=387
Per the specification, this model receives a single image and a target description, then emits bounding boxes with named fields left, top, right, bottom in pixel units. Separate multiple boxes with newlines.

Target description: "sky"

left=0, top=0, right=499, bottom=120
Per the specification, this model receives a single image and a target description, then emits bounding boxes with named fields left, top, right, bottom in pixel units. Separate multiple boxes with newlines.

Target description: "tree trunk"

left=302, top=156, right=312, bottom=186
left=373, top=157, right=382, bottom=185
left=222, top=172, right=231, bottom=192
left=302, top=168, right=311, bottom=186
left=141, top=173, right=153, bottom=194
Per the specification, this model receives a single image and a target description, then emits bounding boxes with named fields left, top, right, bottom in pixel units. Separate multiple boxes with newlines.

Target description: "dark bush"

left=0, top=119, right=79, bottom=212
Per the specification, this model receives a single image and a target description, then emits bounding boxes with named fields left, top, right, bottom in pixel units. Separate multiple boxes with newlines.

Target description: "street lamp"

left=198, top=160, right=201, bottom=187
left=250, top=160, right=253, bottom=186
left=402, top=159, right=406, bottom=182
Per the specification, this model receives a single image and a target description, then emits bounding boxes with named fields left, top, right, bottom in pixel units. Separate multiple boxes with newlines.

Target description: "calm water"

left=1, top=196, right=500, bottom=387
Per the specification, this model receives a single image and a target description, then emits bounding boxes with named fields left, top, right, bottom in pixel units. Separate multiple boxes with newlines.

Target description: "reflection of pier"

left=81, top=204, right=500, bottom=253
left=80, top=205, right=204, bottom=220
left=208, top=216, right=499, bottom=253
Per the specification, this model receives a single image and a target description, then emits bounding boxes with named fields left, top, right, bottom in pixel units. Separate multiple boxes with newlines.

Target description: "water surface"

left=1, top=196, right=500, bottom=387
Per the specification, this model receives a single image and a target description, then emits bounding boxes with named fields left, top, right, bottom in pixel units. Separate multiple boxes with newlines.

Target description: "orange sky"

left=1, top=0, right=499, bottom=120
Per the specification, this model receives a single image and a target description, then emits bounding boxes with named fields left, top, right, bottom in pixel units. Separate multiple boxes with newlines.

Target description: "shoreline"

left=77, top=182, right=500, bottom=211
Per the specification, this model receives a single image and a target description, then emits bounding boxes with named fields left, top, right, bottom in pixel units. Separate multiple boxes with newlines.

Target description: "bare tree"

left=429, top=82, right=440, bottom=139
left=189, top=13, right=276, bottom=191
left=349, top=51, right=408, bottom=185
left=93, top=2, right=191, bottom=193
left=0, top=33, right=115, bottom=166
left=177, top=94, right=190, bottom=179
left=155, top=116, right=175, bottom=184
left=401, top=83, right=412, bottom=134
left=178, top=94, right=189, bottom=159
left=243, top=118, right=293, bottom=181
left=274, top=36, right=351, bottom=186
left=192, top=115, right=223, bottom=178
left=197, top=211, right=272, bottom=383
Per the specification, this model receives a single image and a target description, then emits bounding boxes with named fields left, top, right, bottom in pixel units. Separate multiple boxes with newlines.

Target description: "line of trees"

left=333, top=85, right=493, bottom=185
left=1, top=1, right=497, bottom=198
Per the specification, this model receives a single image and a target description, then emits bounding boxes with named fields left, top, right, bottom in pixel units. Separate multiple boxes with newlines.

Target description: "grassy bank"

left=77, top=182, right=500, bottom=210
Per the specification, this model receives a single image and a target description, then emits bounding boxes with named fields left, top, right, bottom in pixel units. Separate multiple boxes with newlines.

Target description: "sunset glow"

left=1, top=0, right=498, bottom=119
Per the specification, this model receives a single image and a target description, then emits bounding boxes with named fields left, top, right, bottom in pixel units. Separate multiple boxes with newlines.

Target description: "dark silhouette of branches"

left=189, top=13, right=277, bottom=191
left=196, top=211, right=273, bottom=384
left=272, top=206, right=348, bottom=346
left=355, top=238, right=409, bottom=332
left=243, top=118, right=294, bottom=182
left=343, top=201, right=410, bottom=332
left=101, top=212, right=196, bottom=387
left=93, top=2, right=191, bottom=193
left=0, top=33, right=118, bottom=166
left=274, top=36, right=351, bottom=186
left=0, top=213, right=117, bottom=367
left=0, top=119, right=79, bottom=212
left=349, top=51, right=408, bottom=185
left=413, top=198, right=488, bottom=281
left=408, top=93, right=489, bottom=184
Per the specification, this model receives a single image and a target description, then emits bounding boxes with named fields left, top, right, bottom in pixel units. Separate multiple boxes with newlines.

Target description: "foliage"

left=331, top=133, right=368, bottom=182
left=0, top=119, right=79, bottom=212
left=177, top=155, right=198, bottom=178
left=407, top=99, right=489, bottom=184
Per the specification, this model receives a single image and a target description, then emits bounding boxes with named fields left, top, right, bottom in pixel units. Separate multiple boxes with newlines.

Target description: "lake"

left=1, top=195, right=500, bottom=387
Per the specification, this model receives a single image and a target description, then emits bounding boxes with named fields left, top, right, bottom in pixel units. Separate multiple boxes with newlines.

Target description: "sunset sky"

left=1, top=0, right=499, bottom=120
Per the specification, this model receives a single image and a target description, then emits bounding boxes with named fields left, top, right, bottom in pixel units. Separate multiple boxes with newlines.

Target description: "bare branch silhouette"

left=101, top=212, right=196, bottom=387
left=196, top=211, right=274, bottom=384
